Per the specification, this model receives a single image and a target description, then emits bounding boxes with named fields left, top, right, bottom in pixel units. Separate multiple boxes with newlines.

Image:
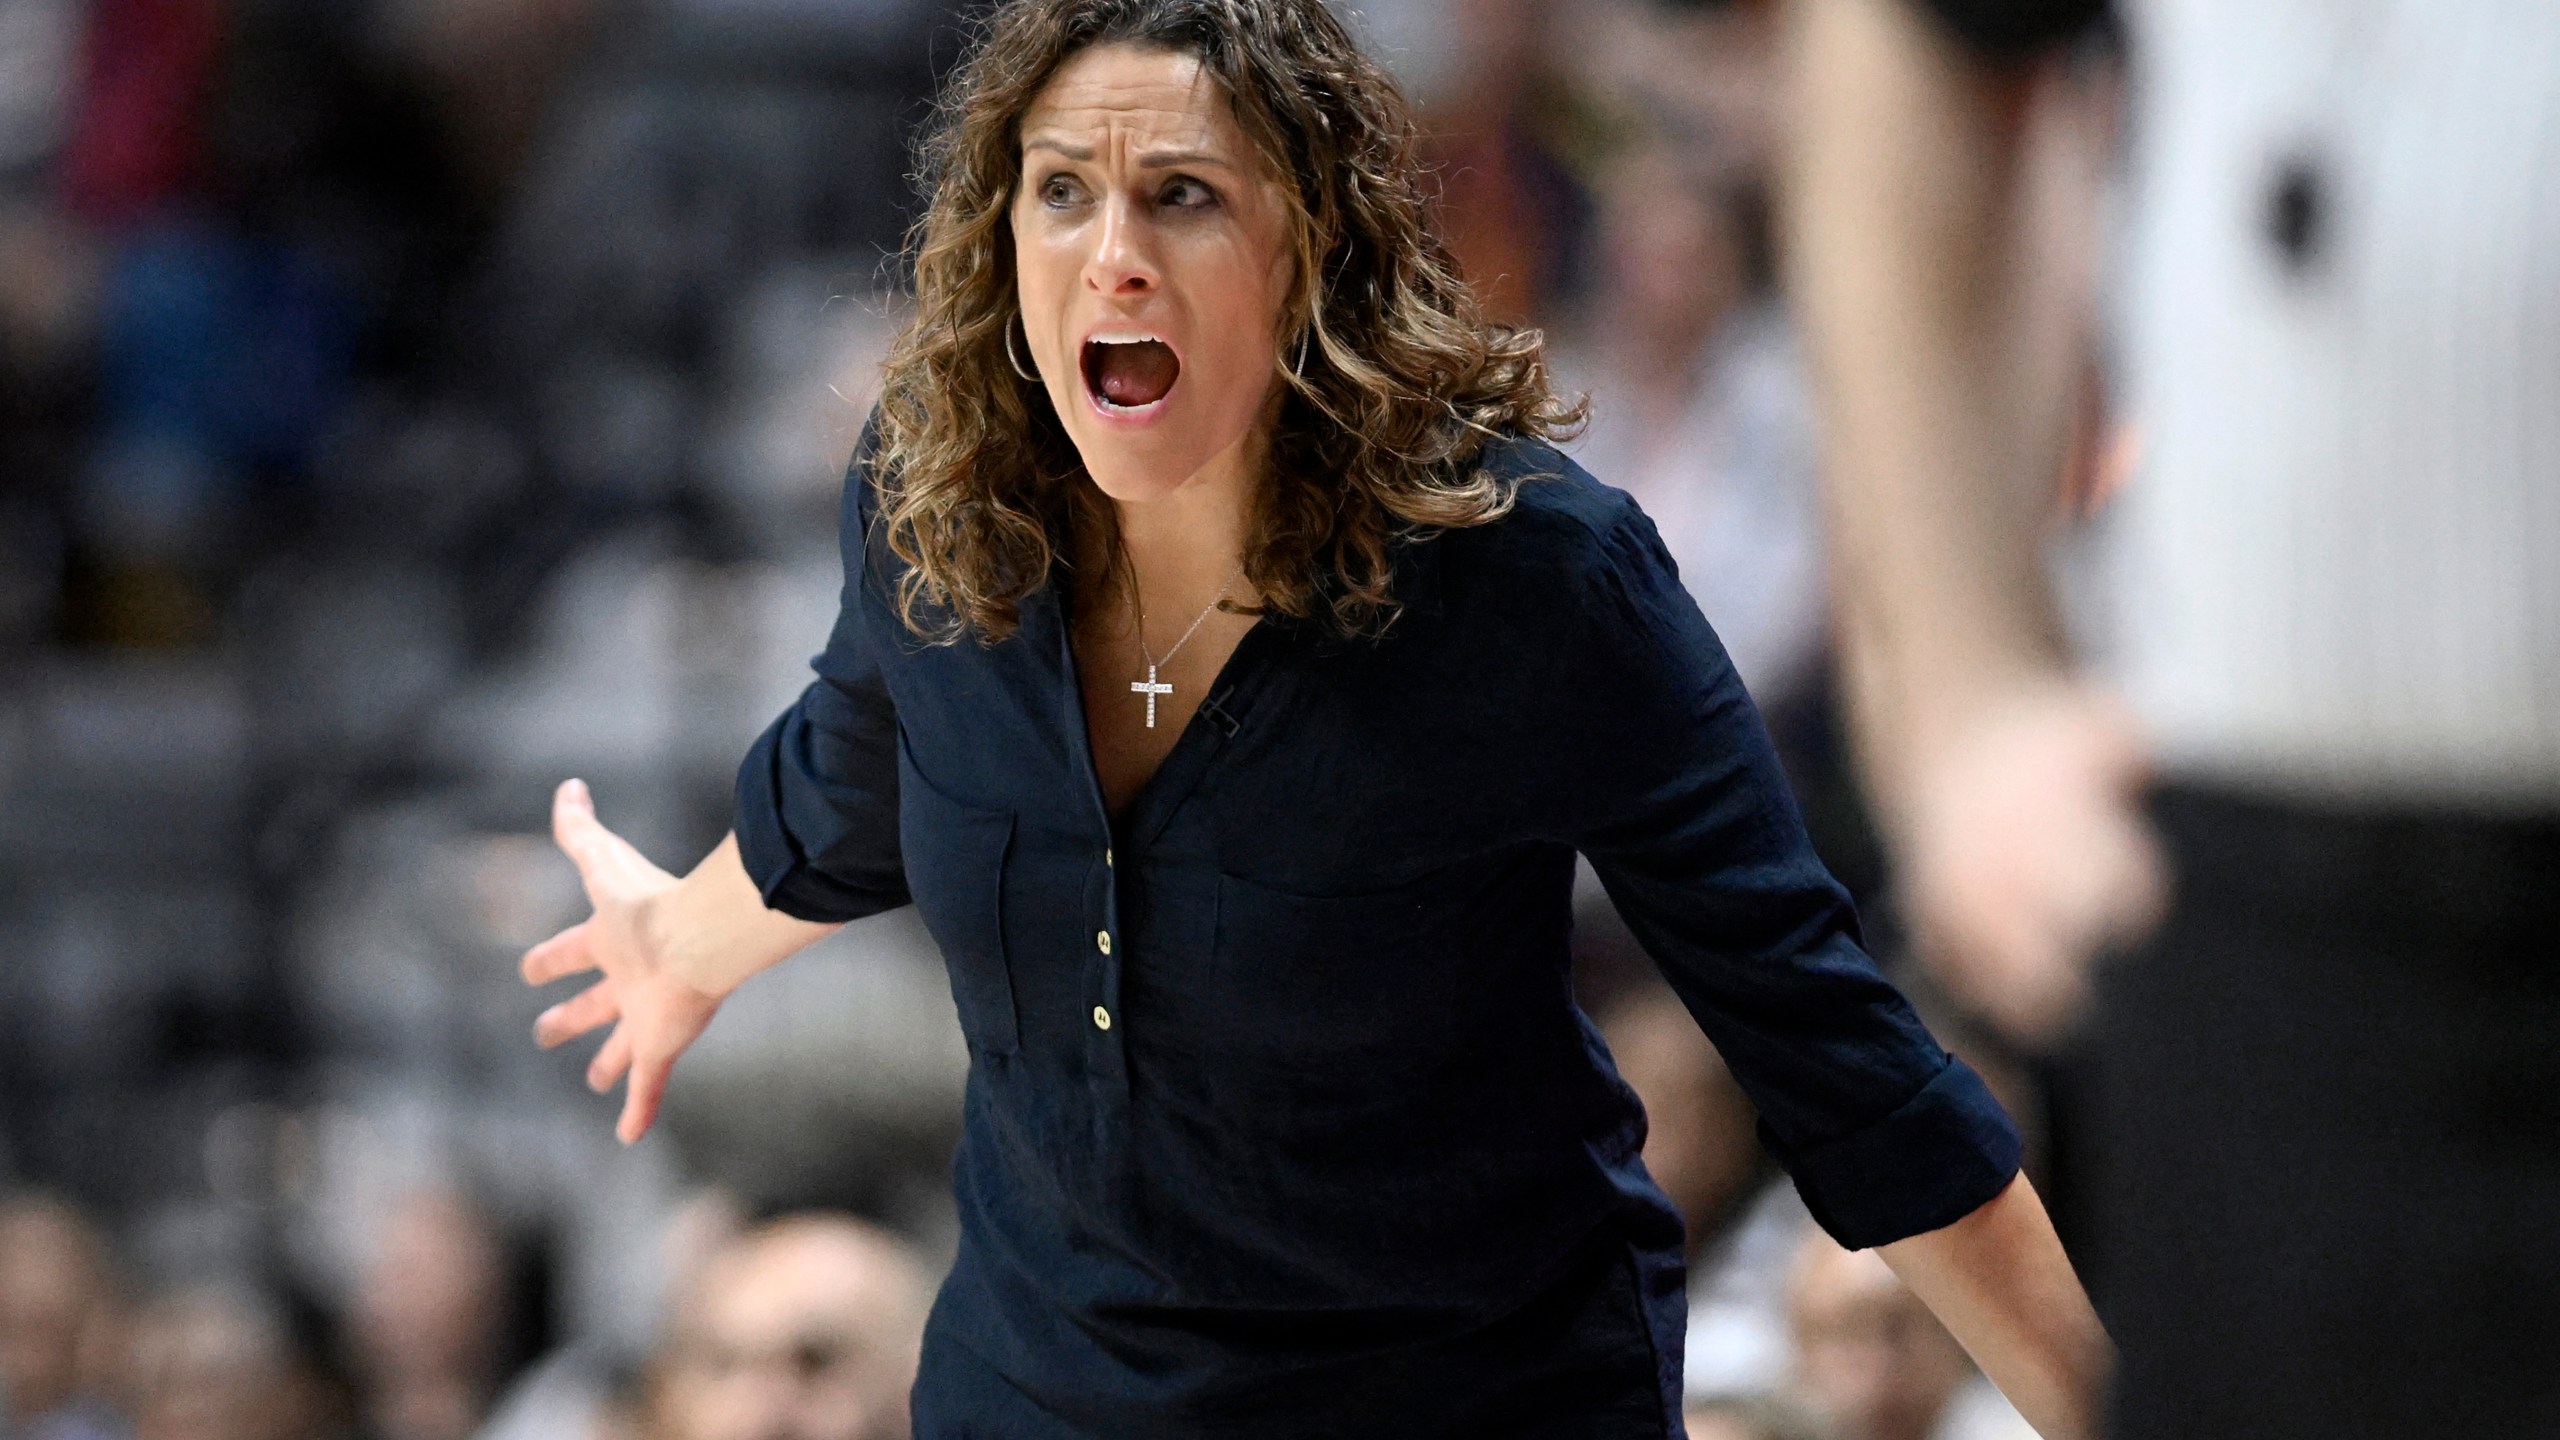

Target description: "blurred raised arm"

left=1780, top=0, right=2159, bottom=1045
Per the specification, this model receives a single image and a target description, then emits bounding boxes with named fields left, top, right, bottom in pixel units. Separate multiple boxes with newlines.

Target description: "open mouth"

left=1081, top=338, right=1181, bottom=412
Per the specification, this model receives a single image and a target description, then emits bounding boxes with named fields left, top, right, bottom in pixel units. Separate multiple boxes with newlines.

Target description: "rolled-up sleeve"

left=733, top=430, right=909, bottom=924
left=1553, top=497, right=2020, bottom=1249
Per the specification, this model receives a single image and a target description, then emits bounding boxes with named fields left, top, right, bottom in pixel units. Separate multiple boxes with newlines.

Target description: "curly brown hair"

left=872, top=0, right=1585, bottom=643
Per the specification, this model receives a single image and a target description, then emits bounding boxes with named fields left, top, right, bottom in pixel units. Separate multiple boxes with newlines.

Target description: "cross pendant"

left=1131, top=664, right=1174, bottom=728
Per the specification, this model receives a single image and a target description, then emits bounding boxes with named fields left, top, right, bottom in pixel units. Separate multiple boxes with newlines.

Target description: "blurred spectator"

left=1584, top=0, right=1785, bottom=184
left=580, top=1374, right=645, bottom=1440
left=0, top=0, right=97, bottom=650
left=1414, top=0, right=1599, bottom=326
left=466, top=1188, right=744, bottom=1440
left=644, top=1214, right=931, bottom=1440
left=0, top=1194, right=128, bottom=1440
left=55, top=0, right=223, bottom=228
left=1601, top=984, right=1862, bottom=1407
left=367, top=0, right=610, bottom=199
left=1784, top=1235, right=2030, bottom=1440
left=123, top=1284, right=335, bottom=1440
left=344, top=1187, right=522, bottom=1440
left=0, top=0, right=80, bottom=183
left=1563, top=141, right=1819, bottom=708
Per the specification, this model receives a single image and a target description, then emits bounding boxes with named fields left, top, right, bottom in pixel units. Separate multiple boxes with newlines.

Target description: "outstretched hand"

left=522, top=779, right=724, bottom=1144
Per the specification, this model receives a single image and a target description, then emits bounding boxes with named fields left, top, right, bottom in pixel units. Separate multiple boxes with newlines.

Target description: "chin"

left=1067, top=428, right=1230, bottom=503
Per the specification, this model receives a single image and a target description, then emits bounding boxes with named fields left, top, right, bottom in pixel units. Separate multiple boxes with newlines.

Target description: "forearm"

left=1781, top=0, right=2092, bottom=819
left=1879, top=1173, right=2110, bottom=1440
left=643, top=832, right=841, bottom=999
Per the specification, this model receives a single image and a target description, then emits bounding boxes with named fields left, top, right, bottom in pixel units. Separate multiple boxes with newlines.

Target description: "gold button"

left=1096, top=931, right=1112, bottom=955
left=1092, top=1005, right=1113, bottom=1031
left=1105, top=847, right=1114, bottom=867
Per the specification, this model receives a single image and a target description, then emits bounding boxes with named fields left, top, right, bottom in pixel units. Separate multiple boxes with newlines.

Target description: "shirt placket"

left=1086, top=840, right=1127, bottom=1081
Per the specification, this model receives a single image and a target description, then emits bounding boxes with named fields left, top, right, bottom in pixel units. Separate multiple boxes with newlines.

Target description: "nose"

left=1083, top=192, right=1160, bottom=297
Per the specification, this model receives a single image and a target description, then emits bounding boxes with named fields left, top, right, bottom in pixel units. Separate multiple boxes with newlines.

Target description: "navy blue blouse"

left=734, top=430, right=2020, bottom=1434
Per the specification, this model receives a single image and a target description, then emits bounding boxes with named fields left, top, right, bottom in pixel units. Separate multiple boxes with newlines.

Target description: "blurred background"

left=0, top=2, right=2034, bottom=1437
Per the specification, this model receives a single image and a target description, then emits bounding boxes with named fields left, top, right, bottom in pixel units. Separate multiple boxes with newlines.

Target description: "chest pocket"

left=1208, top=866, right=1473, bottom=1086
left=897, top=739, right=1019, bottom=1056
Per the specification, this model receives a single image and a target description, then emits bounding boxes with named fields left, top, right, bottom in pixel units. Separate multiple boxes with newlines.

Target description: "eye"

left=1160, top=175, right=1219, bottom=210
left=1038, top=173, right=1087, bottom=208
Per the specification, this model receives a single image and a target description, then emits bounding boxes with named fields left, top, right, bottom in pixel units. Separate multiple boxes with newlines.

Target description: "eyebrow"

left=1021, top=136, right=1239, bottom=171
left=1138, top=149, right=1235, bottom=171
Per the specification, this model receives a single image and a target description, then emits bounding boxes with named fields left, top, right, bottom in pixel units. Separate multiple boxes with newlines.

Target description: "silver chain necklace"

left=1126, top=561, right=1243, bottom=728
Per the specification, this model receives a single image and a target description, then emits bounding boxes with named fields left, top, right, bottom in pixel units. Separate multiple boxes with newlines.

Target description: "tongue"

left=1093, top=341, right=1178, bottom=407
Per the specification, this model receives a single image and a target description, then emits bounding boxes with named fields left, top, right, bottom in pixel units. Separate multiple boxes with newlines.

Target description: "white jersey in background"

left=2098, top=0, right=2560, bottom=808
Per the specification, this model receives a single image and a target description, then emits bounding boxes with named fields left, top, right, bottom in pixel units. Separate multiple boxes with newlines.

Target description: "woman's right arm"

left=527, top=425, right=907, bottom=1143
left=522, top=783, right=842, bottom=1145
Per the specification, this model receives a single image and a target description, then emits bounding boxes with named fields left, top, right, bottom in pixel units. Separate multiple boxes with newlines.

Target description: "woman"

left=517, top=2, right=2107, bottom=1435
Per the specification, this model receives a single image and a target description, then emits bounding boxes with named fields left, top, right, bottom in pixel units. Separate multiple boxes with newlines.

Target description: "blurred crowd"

left=0, top=1, right=2034, bottom=1437
left=2, top=1187, right=938, bottom=1440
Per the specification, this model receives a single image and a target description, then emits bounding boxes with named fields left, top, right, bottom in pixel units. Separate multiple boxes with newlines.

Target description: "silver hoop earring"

left=1290, top=326, right=1313, bottom=380
left=1004, top=316, right=1039, bottom=383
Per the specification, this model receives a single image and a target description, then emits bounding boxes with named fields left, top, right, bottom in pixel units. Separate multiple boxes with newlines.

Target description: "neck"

left=1109, top=425, right=1264, bottom=606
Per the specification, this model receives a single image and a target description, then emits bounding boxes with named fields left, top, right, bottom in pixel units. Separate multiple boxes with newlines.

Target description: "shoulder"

left=834, top=412, right=919, bottom=641
left=845, top=411, right=889, bottom=530
left=1430, top=434, right=1671, bottom=615
left=840, top=411, right=916, bottom=598
left=1475, top=433, right=1638, bottom=543
left=1420, top=436, right=1745, bottom=751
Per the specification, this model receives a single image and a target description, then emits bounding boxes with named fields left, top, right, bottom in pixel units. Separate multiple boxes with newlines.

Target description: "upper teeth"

left=1089, top=334, right=1160, bottom=346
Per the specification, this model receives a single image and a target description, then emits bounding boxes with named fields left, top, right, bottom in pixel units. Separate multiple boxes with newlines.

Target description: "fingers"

left=551, top=777, right=616, bottom=890
left=521, top=922, right=598, bottom=987
left=551, top=777, right=675, bottom=916
left=535, top=980, right=619, bottom=1049
left=582, top=1025, right=669, bottom=1146
left=587, top=1024, right=634, bottom=1095
left=552, top=778, right=644, bottom=896
left=619, top=1052, right=671, bottom=1146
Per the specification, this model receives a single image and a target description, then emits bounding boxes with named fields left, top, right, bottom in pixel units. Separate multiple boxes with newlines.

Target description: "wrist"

left=639, top=877, right=746, bottom=1001
left=644, top=833, right=834, bottom=1000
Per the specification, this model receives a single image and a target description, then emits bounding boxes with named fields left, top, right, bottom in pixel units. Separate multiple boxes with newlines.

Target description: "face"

left=1010, top=43, right=1298, bottom=505
left=127, top=1293, right=311, bottom=1440
left=655, top=1227, right=924, bottom=1440
left=351, top=1190, right=504, bottom=1381
left=1603, top=996, right=1759, bottom=1237
left=0, top=1206, right=110, bottom=1420
left=1603, top=155, right=1745, bottom=351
